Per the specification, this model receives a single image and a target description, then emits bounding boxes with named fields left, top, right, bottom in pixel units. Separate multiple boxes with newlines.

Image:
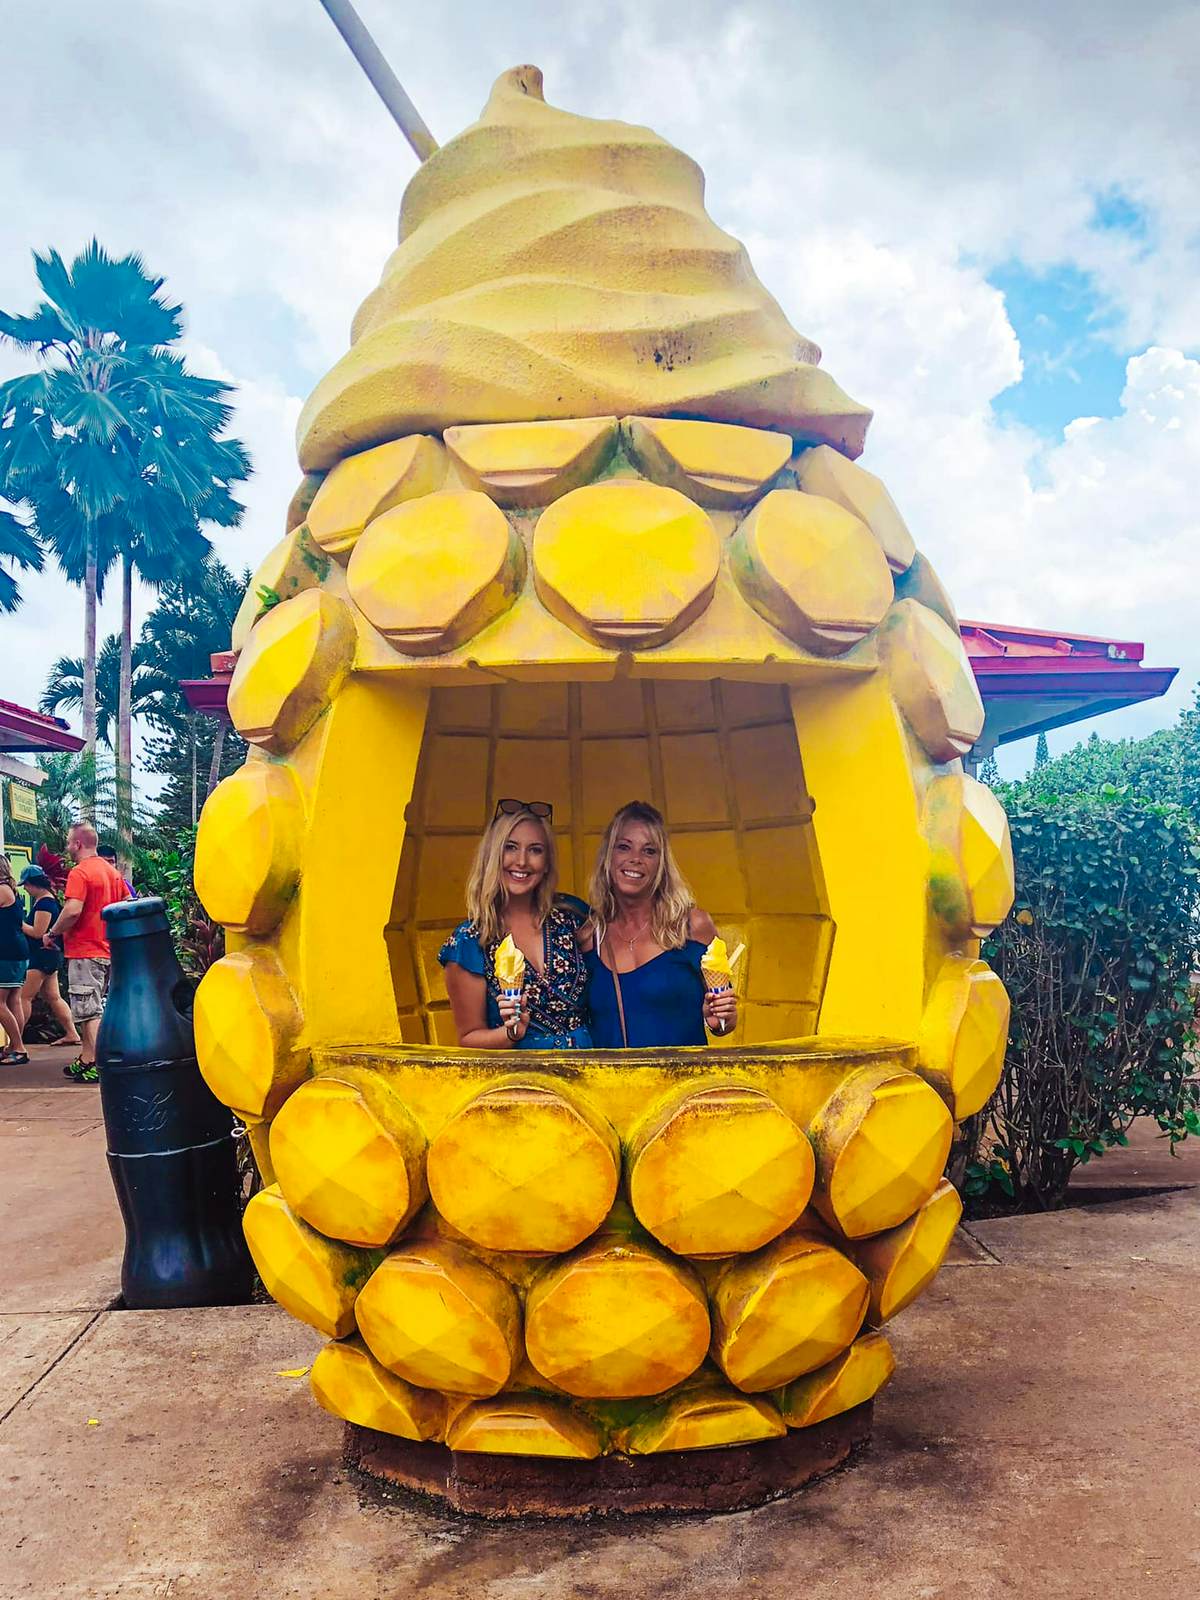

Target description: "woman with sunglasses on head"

left=439, top=800, right=593, bottom=1050
left=581, top=800, right=738, bottom=1049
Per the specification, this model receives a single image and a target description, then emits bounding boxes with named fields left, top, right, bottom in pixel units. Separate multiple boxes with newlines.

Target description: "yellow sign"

left=8, top=783, right=37, bottom=825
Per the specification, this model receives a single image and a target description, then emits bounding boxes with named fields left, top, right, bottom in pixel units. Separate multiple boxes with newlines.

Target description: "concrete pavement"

left=2, top=1048, right=1198, bottom=1600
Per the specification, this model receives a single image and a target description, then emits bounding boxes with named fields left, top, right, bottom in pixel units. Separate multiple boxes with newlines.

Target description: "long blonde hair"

left=589, top=801, right=695, bottom=952
left=466, top=809, right=558, bottom=946
left=0, top=856, right=15, bottom=893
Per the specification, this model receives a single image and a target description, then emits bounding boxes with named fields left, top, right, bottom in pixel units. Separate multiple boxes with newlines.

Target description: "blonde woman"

left=439, top=800, right=592, bottom=1050
left=582, top=801, right=738, bottom=1048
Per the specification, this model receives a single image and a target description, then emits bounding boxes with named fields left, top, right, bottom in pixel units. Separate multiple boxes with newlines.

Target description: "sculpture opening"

left=190, top=67, right=1015, bottom=1515
left=392, top=679, right=829, bottom=1046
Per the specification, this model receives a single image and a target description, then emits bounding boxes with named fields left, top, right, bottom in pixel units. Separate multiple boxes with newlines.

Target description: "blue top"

left=584, top=940, right=709, bottom=1048
left=438, top=894, right=593, bottom=1050
left=0, top=893, right=28, bottom=964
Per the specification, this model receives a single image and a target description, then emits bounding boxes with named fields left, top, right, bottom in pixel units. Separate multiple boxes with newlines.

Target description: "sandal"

left=2, top=1051, right=30, bottom=1065
left=51, top=1036, right=84, bottom=1048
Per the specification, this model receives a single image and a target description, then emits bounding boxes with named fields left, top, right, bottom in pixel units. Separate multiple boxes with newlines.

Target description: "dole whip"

left=494, top=933, right=526, bottom=1015
left=297, top=65, right=870, bottom=472
left=700, top=936, right=734, bottom=995
left=702, top=935, right=740, bottom=1038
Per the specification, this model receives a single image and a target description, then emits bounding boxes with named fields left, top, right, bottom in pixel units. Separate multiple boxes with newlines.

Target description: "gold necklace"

left=618, top=917, right=651, bottom=956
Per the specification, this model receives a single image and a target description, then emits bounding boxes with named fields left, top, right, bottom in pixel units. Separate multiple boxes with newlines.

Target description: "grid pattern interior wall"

left=386, top=679, right=832, bottom=1045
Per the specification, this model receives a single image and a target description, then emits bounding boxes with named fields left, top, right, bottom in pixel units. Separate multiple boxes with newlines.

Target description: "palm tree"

left=0, top=242, right=250, bottom=844
left=41, top=634, right=164, bottom=750
left=0, top=505, right=43, bottom=612
left=26, top=749, right=119, bottom=854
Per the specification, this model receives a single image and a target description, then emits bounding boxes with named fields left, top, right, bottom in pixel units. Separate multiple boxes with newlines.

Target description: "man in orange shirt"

left=45, top=822, right=129, bottom=1082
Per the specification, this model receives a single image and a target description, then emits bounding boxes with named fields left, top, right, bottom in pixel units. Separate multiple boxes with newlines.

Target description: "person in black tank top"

left=18, top=867, right=81, bottom=1050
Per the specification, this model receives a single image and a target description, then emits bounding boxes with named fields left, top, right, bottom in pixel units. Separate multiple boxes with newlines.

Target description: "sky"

left=2, top=0, right=1199, bottom=782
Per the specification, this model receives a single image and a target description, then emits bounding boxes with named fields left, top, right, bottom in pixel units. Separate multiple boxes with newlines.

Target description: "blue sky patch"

left=988, top=260, right=1128, bottom=439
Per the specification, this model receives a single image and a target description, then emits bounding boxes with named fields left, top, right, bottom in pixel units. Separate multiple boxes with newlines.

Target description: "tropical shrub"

left=967, top=789, right=1200, bottom=1211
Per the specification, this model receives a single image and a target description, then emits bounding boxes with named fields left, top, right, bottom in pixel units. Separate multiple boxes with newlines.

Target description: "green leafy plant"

left=971, top=790, right=1200, bottom=1212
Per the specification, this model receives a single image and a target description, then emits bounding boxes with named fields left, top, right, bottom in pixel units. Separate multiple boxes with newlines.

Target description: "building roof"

left=179, top=624, right=1179, bottom=753
left=960, top=622, right=1178, bottom=750
left=0, top=698, right=86, bottom=755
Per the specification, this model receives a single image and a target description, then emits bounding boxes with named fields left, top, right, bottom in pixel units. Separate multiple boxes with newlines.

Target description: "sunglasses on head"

left=494, top=798, right=554, bottom=822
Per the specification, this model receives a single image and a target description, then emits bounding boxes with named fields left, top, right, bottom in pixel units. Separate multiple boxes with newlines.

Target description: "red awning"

left=960, top=622, right=1177, bottom=748
left=0, top=698, right=86, bottom=755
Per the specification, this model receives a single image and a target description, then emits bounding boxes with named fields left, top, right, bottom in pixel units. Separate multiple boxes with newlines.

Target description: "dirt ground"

left=2, top=1048, right=1198, bottom=1600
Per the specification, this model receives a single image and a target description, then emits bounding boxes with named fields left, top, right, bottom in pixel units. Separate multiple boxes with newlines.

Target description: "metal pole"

left=315, top=0, right=439, bottom=162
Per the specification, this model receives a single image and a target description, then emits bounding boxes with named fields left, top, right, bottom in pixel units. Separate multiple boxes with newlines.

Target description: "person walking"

left=43, top=822, right=129, bottom=1082
left=17, top=866, right=82, bottom=1052
left=0, top=856, right=30, bottom=1066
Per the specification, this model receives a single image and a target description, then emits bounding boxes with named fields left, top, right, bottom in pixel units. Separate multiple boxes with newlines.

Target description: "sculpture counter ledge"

left=192, top=66, right=1014, bottom=1518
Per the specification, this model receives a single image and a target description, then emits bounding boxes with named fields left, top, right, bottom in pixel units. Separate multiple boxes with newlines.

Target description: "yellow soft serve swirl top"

left=297, top=66, right=871, bottom=471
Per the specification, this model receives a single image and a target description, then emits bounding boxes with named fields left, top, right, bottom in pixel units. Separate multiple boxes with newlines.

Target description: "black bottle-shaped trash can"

left=97, top=897, right=253, bottom=1308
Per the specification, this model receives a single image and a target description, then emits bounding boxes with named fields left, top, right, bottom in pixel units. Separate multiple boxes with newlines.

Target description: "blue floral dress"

left=438, top=894, right=593, bottom=1049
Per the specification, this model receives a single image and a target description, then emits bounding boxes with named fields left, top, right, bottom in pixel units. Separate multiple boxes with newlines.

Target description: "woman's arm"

left=0, top=886, right=14, bottom=908
left=444, top=962, right=528, bottom=1050
left=22, top=908, right=52, bottom=941
left=689, top=908, right=739, bottom=1035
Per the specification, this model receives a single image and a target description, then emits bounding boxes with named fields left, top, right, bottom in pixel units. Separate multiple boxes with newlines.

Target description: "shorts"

left=68, top=957, right=111, bottom=1024
left=28, top=946, right=62, bottom=977
left=0, top=959, right=28, bottom=989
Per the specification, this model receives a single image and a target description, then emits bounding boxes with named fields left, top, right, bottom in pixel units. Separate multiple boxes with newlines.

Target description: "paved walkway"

left=2, top=1048, right=1198, bottom=1599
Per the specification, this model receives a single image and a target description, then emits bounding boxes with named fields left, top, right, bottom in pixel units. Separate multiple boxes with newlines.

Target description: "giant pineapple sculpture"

left=193, top=67, right=1013, bottom=1512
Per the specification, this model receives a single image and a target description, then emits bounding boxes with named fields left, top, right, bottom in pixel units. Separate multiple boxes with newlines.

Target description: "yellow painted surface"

left=925, top=774, right=1016, bottom=940
left=533, top=481, right=720, bottom=648
left=879, top=599, right=985, bottom=761
left=297, top=67, right=870, bottom=472
left=732, top=490, right=893, bottom=655
left=306, top=434, right=446, bottom=557
left=427, top=1081, right=619, bottom=1253
left=198, top=67, right=1007, bottom=1461
left=809, top=1066, right=954, bottom=1239
left=194, top=761, right=304, bottom=935
left=310, top=1335, right=446, bottom=1440
left=892, top=551, right=959, bottom=632
left=627, top=1084, right=814, bottom=1256
left=286, top=472, right=325, bottom=534
left=270, top=1070, right=428, bottom=1248
left=623, top=417, right=792, bottom=508
left=243, top=1117, right=276, bottom=1188
left=525, top=1234, right=710, bottom=1398
left=711, top=1228, right=869, bottom=1391
left=283, top=677, right=429, bottom=1050
left=354, top=1239, right=520, bottom=1396
left=854, top=1178, right=963, bottom=1324
left=316, top=1039, right=911, bottom=1147
left=777, top=1330, right=896, bottom=1427
left=227, top=590, right=357, bottom=755
left=242, top=1186, right=368, bottom=1338
left=446, top=1395, right=604, bottom=1458
left=793, top=446, right=916, bottom=574
left=625, top=1371, right=786, bottom=1453
left=347, top=490, right=523, bottom=653
left=231, top=526, right=330, bottom=653
left=194, top=950, right=309, bottom=1118
left=790, top=675, right=928, bottom=1040
left=444, top=417, right=618, bottom=507
left=918, top=955, right=1011, bottom=1119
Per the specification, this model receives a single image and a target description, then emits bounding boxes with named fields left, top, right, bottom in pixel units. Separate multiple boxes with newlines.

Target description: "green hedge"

left=970, top=790, right=1200, bottom=1211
